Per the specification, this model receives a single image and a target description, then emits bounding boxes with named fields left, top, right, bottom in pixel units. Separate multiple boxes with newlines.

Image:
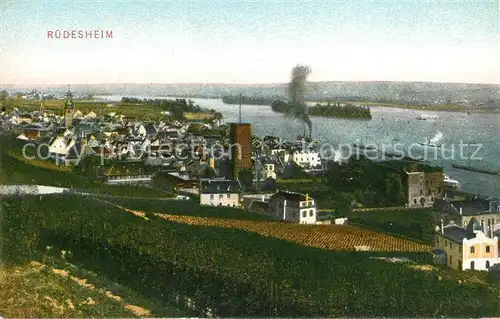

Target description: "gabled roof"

left=144, top=123, right=158, bottom=135
left=200, top=179, right=241, bottom=194
left=452, top=200, right=489, bottom=216
left=66, top=141, right=84, bottom=159
left=442, top=225, right=468, bottom=243
left=23, top=130, right=41, bottom=140
left=270, top=190, right=311, bottom=202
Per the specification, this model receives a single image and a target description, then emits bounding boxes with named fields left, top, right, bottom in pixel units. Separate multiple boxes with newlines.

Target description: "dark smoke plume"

left=287, top=64, right=312, bottom=138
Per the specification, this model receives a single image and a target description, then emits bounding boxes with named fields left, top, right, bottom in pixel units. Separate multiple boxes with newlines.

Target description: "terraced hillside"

left=120, top=206, right=430, bottom=252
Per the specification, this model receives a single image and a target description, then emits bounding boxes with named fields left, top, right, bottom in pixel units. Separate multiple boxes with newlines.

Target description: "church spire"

left=65, top=85, right=74, bottom=109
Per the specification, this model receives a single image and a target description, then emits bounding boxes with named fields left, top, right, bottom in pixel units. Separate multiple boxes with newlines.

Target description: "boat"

left=416, top=114, right=439, bottom=120
left=452, top=163, right=500, bottom=176
left=418, top=131, right=443, bottom=148
left=443, top=174, right=461, bottom=190
left=352, top=143, right=377, bottom=151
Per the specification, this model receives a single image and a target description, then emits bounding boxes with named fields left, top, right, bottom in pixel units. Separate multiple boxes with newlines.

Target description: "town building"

left=199, top=179, right=241, bottom=207
left=404, top=168, right=443, bottom=208
left=284, top=149, right=322, bottom=170
left=435, top=198, right=500, bottom=238
left=434, top=218, right=499, bottom=271
left=64, top=86, right=75, bottom=128
left=268, top=191, right=317, bottom=224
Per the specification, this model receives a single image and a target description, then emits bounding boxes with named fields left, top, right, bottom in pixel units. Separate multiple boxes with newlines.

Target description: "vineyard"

left=149, top=213, right=431, bottom=252
left=3, top=194, right=500, bottom=317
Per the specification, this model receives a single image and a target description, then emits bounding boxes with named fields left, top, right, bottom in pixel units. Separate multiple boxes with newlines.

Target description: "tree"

left=0, top=90, right=8, bottom=109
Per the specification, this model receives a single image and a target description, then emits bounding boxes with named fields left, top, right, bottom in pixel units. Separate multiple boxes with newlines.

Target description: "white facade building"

left=199, top=179, right=241, bottom=207
left=48, top=136, right=75, bottom=156
left=285, top=150, right=322, bottom=169
left=268, top=191, right=317, bottom=224
left=462, top=231, right=499, bottom=271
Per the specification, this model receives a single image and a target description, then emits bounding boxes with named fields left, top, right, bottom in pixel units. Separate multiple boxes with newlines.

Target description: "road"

left=0, top=184, right=184, bottom=201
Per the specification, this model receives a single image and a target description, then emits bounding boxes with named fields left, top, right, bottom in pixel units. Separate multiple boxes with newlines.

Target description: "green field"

left=347, top=208, right=437, bottom=245
left=4, top=99, right=169, bottom=121
left=2, top=194, right=499, bottom=317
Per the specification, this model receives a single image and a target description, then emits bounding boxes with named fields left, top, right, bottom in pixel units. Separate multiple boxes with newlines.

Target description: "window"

left=227, top=194, right=231, bottom=199
left=420, top=189, right=423, bottom=195
left=470, top=246, right=475, bottom=254
left=219, top=194, right=223, bottom=199
left=486, top=245, right=490, bottom=253
left=300, top=202, right=305, bottom=207
left=210, top=194, right=214, bottom=200
left=309, top=210, right=313, bottom=217
left=445, top=240, right=448, bottom=247
left=470, top=261, right=475, bottom=270
left=436, top=237, right=439, bottom=244
left=449, top=255, right=452, bottom=265
left=414, top=199, right=417, bottom=204
left=302, top=211, right=306, bottom=218
left=486, top=261, right=491, bottom=268
left=450, top=242, right=452, bottom=249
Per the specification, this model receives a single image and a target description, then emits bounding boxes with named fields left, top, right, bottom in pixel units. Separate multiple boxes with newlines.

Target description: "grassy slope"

left=0, top=262, right=135, bottom=318
left=0, top=135, right=173, bottom=198
left=105, top=197, right=277, bottom=221
left=347, top=208, right=437, bottom=245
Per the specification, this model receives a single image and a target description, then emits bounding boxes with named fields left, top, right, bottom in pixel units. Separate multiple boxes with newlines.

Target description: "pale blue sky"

left=1, top=0, right=499, bottom=85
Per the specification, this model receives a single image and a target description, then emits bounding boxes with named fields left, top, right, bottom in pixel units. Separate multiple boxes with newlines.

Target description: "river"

left=97, top=95, right=500, bottom=198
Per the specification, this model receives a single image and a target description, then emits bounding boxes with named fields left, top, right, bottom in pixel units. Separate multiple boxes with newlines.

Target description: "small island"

left=271, top=100, right=372, bottom=120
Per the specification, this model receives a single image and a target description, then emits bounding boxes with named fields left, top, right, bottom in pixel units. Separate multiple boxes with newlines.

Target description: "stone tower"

left=64, top=85, right=75, bottom=127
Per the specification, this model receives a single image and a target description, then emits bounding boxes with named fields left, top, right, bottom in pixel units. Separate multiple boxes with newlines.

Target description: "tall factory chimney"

left=229, top=123, right=252, bottom=185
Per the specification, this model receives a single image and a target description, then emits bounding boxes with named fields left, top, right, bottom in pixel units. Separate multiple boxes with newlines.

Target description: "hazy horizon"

left=2, top=0, right=499, bottom=85
left=4, top=79, right=500, bottom=88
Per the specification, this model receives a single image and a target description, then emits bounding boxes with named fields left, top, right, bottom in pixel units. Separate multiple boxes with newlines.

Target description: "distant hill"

left=3, top=81, right=500, bottom=106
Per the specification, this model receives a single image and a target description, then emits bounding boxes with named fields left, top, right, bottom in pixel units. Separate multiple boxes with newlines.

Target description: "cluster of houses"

left=0, top=92, right=336, bottom=225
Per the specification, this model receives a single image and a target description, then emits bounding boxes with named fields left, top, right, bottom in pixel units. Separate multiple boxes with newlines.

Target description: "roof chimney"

left=459, top=207, right=463, bottom=215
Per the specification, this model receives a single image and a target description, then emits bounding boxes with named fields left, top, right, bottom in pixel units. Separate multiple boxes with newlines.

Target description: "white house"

left=285, top=150, right=322, bottom=169
left=199, top=179, right=241, bottom=207
left=84, top=111, right=97, bottom=119
left=462, top=230, right=499, bottom=271
left=255, top=158, right=277, bottom=181
left=48, top=136, right=75, bottom=157
left=435, top=218, right=500, bottom=271
left=268, top=190, right=317, bottom=224
left=130, top=123, right=147, bottom=138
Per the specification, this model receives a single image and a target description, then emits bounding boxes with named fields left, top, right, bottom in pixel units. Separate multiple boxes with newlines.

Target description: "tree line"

left=270, top=100, right=372, bottom=119
left=121, top=97, right=204, bottom=119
